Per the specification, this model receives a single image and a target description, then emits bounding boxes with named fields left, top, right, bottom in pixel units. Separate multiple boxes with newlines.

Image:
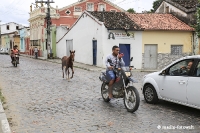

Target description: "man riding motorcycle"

left=105, top=45, right=125, bottom=100
left=10, top=45, right=19, bottom=63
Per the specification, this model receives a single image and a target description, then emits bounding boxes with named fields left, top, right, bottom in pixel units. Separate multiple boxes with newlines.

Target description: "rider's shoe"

left=109, top=97, right=115, bottom=101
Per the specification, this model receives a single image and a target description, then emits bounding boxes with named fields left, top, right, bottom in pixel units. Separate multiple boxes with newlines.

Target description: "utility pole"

left=35, top=0, right=54, bottom=58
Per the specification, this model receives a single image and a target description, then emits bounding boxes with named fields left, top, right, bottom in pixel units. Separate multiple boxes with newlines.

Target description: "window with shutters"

left=171, top=45, right=183, bottom=55
left=98, top=4, right=106, bottom=11
left=74, top=6, right=82, bottom=12
left=87, top=3, right=94, bottom=11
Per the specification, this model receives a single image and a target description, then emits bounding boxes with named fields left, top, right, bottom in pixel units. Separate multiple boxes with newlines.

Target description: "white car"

left=0, top=48, right=9, bottom=54
left=142, top=55, right=200, bottom=109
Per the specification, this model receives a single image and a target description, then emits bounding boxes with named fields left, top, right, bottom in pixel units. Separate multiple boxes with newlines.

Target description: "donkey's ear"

left=74, top=50, right=75, bottom=53
left=70, top=50, right=71, bottom=53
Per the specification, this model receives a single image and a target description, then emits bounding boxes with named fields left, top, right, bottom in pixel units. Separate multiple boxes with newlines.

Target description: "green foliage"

left=195, top=1, right=200, bottom=37
left=127, top=8, right=136, bottom=13
left=153, top=0, right=162, bottom=11
left=0, top=90, right=5, bottom=104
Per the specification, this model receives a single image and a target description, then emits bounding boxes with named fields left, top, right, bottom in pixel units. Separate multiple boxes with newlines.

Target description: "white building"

left=56, top=11, right=143, bottom=69
left=1, top=22, right=24, bottom=35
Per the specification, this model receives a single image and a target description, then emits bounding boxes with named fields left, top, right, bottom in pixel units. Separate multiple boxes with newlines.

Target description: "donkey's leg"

left=65, top=67, right=68, bottom=80
left=68, top=68, right=70, bottom=80
left=62, top=66, right=65, bottom=78
left=70, top=67, right=74, bottom=79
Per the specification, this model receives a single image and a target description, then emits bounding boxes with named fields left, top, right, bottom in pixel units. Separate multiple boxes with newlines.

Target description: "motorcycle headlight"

left=125, top=72, right=131, bottom=77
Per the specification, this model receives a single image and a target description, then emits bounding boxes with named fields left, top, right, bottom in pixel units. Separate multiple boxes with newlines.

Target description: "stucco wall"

left=57, top=0, right=124, bottom=28
left=156, top=1, right=187, bottom=16
left=142, top=31, right=193, bottom=53
left=57, top=13, right=103, bottom=66
left=142, top=31, right=193, bottom=69
left=102, top=29, right=143, bottom=69
left=1, top=22, right=24, bottom=34
left=57, top=13, right=143, bottom=69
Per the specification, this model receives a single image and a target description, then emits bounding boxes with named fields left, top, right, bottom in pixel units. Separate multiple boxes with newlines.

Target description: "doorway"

left=119, top=44, right=130, bottom=66
left=93, top=40, right=97, bottom=65
left=144, top=44, right=158, bottom=69
left=66, top=40, right=73, bottom=56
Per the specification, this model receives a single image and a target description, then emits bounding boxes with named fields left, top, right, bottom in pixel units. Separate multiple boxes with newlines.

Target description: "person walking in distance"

left=34, top=47, right=38, bottom=59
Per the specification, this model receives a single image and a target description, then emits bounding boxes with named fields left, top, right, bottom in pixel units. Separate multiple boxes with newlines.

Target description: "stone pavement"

left=0, top=54, right=200, bottom=133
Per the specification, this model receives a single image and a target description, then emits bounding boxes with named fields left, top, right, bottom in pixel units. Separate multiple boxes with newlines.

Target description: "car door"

left=187, top=60, right=200, bottom=108
left=158, top=59, right=194, bottom=104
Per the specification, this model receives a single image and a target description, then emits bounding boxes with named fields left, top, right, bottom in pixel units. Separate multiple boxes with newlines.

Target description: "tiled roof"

left=156, top=0, right=198, bottom=13
left=127, top=13, right=194, bottom=31
left=89, top=11, right=142, bottom=30
left=171, top=0, right=198, bottom=9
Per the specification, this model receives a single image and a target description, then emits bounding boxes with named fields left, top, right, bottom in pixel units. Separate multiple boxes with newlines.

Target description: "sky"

left=0, top=0, right=155, bottom=26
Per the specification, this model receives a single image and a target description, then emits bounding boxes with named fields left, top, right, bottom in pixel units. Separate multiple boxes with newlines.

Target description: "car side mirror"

left=130, top=57, right=133, bottom=61
left=160, top=70, right=166, bottom=76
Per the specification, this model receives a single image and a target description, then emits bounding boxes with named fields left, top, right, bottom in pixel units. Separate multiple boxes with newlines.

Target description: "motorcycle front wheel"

left=124, top=86, right=140, bottom=113
left=14, top=60, right=17, bottom=67
left=101, top=82, right=110, bottom=102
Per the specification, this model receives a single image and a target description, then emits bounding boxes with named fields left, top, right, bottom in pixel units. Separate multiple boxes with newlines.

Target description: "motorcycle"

left=12, top=54, right=19, bottom=67
left=99, top=57, right=140, bottom=113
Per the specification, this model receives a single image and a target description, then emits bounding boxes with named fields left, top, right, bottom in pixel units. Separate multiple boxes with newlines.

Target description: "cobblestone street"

left=0, top=54, right=200, bottom=133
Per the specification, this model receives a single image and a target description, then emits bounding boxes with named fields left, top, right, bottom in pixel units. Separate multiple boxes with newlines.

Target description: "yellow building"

left=1, top=31, right=18, bottom=54
left=1, top=34, right=7, bottom=48
left=128, top=13, right=195, bottom=69
left=13, top=34, right=20, bottom=48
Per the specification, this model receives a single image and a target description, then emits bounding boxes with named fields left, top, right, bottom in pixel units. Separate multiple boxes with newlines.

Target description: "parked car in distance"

left=142, top=55, right=200, bottom=110
left=0, top=47, right=9, bottom=54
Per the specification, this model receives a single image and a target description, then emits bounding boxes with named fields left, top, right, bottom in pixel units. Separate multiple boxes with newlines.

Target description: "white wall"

left=57, top=13, right=103, bottom=66
left=156, top=1, right=187, bottom=17
left=1, top=22, right=24, bottom=34
left=57, top=12, right=143, bottom=69
left=101, top=29, right=143, bottom=69
left=56, top=26, right=68, bottom=42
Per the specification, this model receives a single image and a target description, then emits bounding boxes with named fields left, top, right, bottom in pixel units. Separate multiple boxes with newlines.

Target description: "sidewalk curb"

left=20, top=54, right=103, bottom=72
left=20, top=54, right=159, bottom=72
left=0, top=100, right=11, bottom=133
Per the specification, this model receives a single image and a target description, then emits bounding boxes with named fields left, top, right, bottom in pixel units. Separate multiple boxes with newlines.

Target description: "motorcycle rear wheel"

left=124, top=86, right=140, bottom=113
left=101, top=82, right=110, bottom=102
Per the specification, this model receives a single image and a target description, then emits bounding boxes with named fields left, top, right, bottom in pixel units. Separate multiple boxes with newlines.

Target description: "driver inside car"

left=180, top=61, right=193, bottom=75
left=105, top=45, right=125, bottom=100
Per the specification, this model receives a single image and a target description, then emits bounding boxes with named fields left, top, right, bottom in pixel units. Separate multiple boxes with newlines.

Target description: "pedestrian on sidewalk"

left=34, top=47, right=38, bottom=59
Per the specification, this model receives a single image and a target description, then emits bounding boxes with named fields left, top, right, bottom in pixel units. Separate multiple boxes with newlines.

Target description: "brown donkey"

left=61, top=50, right=75, bottom=80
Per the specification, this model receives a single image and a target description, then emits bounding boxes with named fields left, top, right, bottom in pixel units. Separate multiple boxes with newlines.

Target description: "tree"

left=127, top=8, right=136, bottom=13
left=152, top=0, right=162, bottom=11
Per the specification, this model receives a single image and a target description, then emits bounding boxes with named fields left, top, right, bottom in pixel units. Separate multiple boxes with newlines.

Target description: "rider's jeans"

left=106, top=70, right=115, bottom=82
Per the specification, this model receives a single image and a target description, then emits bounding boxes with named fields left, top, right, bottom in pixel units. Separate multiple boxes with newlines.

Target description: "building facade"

left=29, top=0, right=125, bottom=58
left=57, top=11, right=143, bottom=69
left=0, top=22, right=25, bottom=51
left=128, top=13, right=195, bottom=69
left=155, top=0, right=199, bottom=55
left=57, top=12, right=195, bottom=70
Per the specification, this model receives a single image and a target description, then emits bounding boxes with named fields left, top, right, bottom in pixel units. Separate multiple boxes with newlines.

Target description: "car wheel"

left=143, top=84, right=158, bottom=104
